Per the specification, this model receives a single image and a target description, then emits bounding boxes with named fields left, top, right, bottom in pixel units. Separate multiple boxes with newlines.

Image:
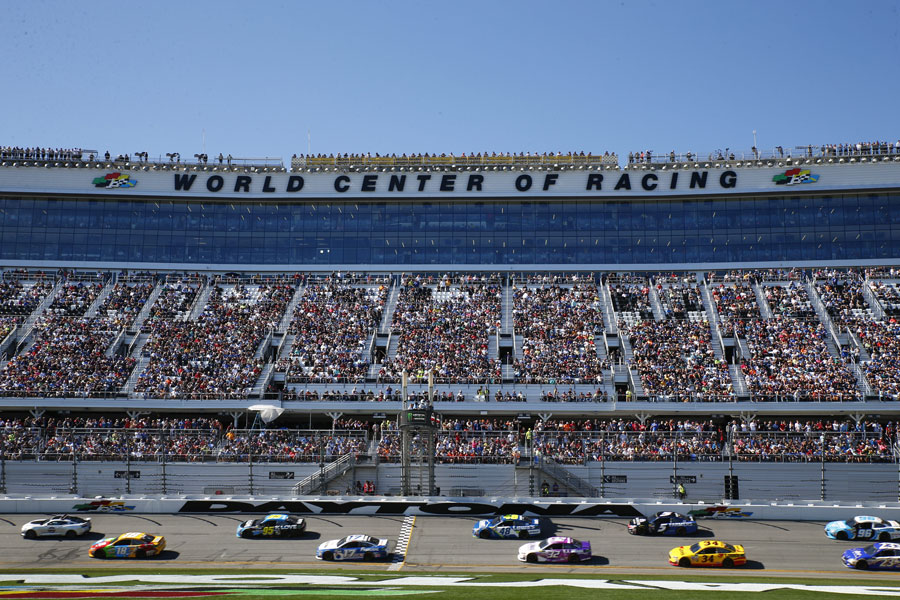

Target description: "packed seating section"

left=1, top=414, right=893, bottom=464
left=0, top=268, right=900, bottom=401
left=512, top=282, right=607, bottom=384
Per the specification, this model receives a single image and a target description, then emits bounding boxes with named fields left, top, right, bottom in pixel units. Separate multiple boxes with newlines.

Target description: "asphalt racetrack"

left=0, top=513, right=892, bottom=579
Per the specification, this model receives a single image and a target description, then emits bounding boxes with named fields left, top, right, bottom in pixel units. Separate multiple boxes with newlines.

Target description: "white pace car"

left=21, top=514, right=92, bottom=539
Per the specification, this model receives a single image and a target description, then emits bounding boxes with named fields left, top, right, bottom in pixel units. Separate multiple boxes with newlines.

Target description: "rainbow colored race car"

left=668, top=539, right=746, bottom=568
left=842, top=543, right=900, bottom=570
left=517, top=537, right=592, bottom=563
left=473, top=514, right=541, bottom=539
left=89, top=532, right=166, bottom=559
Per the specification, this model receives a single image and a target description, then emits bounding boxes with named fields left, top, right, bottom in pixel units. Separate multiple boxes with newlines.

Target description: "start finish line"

left=0, top=575, right=897, bottom=597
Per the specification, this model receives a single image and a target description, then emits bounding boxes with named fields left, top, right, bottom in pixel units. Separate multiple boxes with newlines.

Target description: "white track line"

left=388, top=515, right=416, bottom=571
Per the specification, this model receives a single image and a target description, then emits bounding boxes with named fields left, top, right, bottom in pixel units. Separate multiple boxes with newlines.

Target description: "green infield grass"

left=0, top=568, right=898, bottom=600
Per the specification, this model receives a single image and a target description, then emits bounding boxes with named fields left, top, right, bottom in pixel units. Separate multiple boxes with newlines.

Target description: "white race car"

left=316, top=534, right=391, bottom=561
left=21, top=514, right=92, bottom=539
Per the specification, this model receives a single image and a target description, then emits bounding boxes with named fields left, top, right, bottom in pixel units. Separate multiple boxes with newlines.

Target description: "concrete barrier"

left=3, top=496, right=900, bottom=521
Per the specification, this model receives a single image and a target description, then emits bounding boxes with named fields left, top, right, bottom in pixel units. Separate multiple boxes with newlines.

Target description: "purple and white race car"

left=517, top=536, right=592, bottom=563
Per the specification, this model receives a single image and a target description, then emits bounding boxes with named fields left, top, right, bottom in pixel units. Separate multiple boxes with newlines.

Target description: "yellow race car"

left=89, top=532, right=166, bottom=559
left=668, top=539, right=746, bottom=568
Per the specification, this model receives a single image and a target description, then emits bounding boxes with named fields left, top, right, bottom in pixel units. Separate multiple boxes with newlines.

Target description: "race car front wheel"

left=679, top=558, right=691, bottom=568
left=836, top=531, right=848, bottom=541
left=856, top=560, right=869, bottom=570
left=241, top=530, right=253, bottom=539
left=24, top=530, right=36, bottom=540
left=526, top=553, right=537, bottom=563
left=479, top=530, right=491, bottom=539
left=322, top=551, right=334, bottom=561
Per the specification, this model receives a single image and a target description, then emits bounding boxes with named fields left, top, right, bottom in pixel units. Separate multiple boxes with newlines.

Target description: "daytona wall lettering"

left=176, top=500, right=644, bottom=518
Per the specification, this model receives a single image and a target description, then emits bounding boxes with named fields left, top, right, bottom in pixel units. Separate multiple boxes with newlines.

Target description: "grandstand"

left=1, top=143, right=900, bottom=501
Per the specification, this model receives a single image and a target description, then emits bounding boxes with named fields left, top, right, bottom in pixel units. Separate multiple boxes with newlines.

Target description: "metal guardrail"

left=294, top=153, right=619, bottom=171
left=292, top=452, right=356, bottom=495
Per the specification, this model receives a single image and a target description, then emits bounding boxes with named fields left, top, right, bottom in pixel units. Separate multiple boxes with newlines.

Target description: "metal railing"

left=0, top=427, right=370, bottom=463
left=295, top=153, right=619, bottom=171
left=292, top=452, right=357, bottom=495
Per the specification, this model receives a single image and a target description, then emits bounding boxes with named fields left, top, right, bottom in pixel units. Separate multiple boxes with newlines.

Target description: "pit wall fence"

left=2, top=461, right=898, bottom=503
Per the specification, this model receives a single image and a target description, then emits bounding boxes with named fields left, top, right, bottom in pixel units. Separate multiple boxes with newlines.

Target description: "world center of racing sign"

left=1, top=161, right=896, bottom=201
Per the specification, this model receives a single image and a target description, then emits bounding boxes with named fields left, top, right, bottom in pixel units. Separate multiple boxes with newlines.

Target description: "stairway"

left=752, top=283, right=774, bottom=319
left=516, top=455, right=598, bottom=498
left=188, top=282, right=212, bottom=320
left=131, top=280, right=164, bottom=332
left=380, top=284, right=401, bottom=333
left=699, top=283, right=725, bottom=360
left=278, top=283, right=305, bottom=333
left=249, top=363, right=275, bottom=399
left=123, top=356, right=150, bottom=396
left=292, top=453, right=357, bottom=495
left=84, top=280, right=115, bottom=317
left=648, top=285, right=666, bottom=321
left=728, top=364, right=750, bottom=397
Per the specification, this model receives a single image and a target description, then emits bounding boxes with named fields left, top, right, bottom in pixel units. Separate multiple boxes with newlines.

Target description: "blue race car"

left=473, top=514, right=541, bottom=539
left=236, top=513, right=307, bottom=538
left=316, top=534, right=390, bottom=561
left=628, top=511, right=698, bottom=536
left=842, top=542, right=900, bottom=570
left=825, top=516, right=900, bottom=542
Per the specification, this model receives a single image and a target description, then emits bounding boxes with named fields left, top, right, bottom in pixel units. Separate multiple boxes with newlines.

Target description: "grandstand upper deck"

left=0, top=268, right=899, bottom=416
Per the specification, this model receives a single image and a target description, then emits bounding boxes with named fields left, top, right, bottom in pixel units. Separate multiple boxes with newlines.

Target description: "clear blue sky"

left=2, top=0, right=898, bottom=163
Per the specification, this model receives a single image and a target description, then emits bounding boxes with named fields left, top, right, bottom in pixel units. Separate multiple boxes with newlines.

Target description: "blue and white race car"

left=236, top=513, right=306, bottom=538
left=825, top=516, right=900, bottom=542
left=842, top=542, right=900, bottom=570
left=473, top=514, right=541, bottom=539
left=316, top=534, right=390, bottom=561
left=628, top=511, right=698, bottom=536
